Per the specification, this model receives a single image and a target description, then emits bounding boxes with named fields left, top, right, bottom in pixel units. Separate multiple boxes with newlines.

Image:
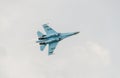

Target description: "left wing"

left=48, top=42, right=58, bottom=55
left=43, top=24, right=58, bottom=35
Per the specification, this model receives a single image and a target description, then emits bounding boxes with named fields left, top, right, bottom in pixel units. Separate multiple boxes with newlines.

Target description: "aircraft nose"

left=74, top=32, right=80, bottom=34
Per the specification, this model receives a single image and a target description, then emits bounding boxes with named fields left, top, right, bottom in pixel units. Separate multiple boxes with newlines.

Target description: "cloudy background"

left=0, top=0, right=120, bottom=78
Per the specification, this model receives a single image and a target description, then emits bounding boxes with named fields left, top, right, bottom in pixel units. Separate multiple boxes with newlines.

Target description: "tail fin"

left=40, top=44, right=46, bottom=51
left=37, top=31, right=44, bottom=37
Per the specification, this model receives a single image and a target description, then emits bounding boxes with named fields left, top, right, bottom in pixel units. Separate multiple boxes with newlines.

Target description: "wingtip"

left=43, top=23, right=49, bottom=26
left=48, top=52, right=53, bottom=55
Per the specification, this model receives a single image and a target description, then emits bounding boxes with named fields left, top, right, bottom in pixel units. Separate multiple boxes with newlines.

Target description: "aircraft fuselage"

left=37, top=33, right=61, bottom=45
left=36, top=32, right=79, bottom=45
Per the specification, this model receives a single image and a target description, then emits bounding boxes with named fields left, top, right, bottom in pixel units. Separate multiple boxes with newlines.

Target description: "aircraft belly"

left=45, top=38, right=59, bottom=43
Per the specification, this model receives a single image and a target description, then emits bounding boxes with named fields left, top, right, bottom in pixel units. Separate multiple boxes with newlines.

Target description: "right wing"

left=43, top=24, right=58, bottom=35
left=48, top=42, right=58, bottom=55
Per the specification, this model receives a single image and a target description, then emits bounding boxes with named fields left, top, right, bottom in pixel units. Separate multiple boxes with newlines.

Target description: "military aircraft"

left=36, top=24, right=79, bottom=55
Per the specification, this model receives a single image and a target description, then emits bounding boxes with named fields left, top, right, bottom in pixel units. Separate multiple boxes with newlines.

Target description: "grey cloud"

left=0, top=47, right=7, bottom=78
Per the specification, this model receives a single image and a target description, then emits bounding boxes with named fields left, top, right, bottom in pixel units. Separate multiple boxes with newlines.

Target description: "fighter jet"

left=36, top=24, right=79, bottom=55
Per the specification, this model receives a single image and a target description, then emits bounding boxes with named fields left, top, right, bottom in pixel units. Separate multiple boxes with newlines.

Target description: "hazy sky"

left=0, top=0, right=120, bottom=78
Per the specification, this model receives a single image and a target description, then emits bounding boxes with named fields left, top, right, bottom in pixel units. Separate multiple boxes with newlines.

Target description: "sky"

left=0, top=0, right=120, bottom=78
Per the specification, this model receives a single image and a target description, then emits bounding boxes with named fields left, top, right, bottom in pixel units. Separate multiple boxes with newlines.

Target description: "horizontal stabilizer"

left=37, top=31, right=44, bottom=37
left=40, top=44, right=46, bottom=51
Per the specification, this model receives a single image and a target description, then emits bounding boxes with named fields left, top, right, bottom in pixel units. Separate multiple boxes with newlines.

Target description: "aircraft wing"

left=43, top=24, right=58, bottom=35
left=48, top=42, right=58, bottom=55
